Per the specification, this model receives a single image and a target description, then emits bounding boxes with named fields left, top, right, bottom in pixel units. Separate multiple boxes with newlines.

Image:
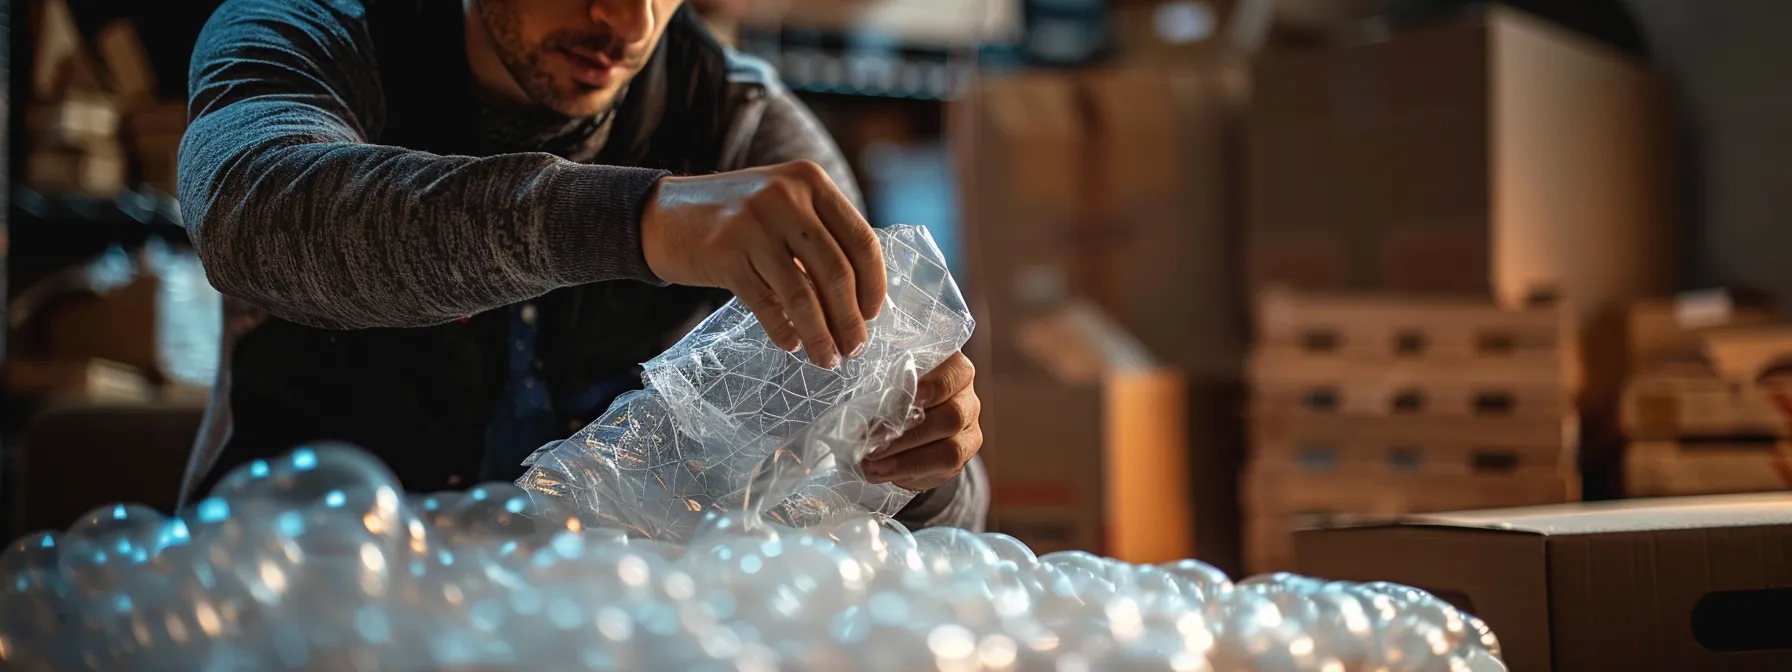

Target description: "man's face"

left=476, top=0, right=684, bottom=118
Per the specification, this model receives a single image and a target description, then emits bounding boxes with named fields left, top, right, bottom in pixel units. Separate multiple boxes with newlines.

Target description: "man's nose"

left=590, top=0, right=654, bottom=45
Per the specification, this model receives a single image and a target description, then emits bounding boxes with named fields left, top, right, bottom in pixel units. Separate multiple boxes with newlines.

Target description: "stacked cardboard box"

left=127, top=102, right=187, bottom=196
left=25, top=95, right=127, bottom=196
left=27, top=3, right=185, bottom=197
left=958, top=63, right=1245, bottom=566
left=1295, top=493, right=1792, bottom=672
left=27, top=1, right=127, bottom=196
left=978, top=301, right=1192, bottom=564
left=1247, top=6, right=1675, bottom=431
left=1621, top=293, right=1792, bottom=497
left=1243, top=288, right=1582, bottom=572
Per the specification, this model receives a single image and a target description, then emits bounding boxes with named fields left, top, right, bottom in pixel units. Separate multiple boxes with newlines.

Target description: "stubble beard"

left=478, top=0, right=613, bottom=118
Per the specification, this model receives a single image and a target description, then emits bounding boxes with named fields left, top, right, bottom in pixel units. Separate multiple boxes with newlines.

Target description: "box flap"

left=1016, top=299, right=1161, bottom=383
left=1377, top=493, right=1792, bottom=536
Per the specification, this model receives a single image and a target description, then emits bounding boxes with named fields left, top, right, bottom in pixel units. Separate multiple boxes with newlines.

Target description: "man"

left=176, top=0, right=987, bottom=531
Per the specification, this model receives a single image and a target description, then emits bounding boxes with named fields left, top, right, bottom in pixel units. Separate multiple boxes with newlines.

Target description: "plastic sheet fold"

left=517, top=224, right=975, bottom=541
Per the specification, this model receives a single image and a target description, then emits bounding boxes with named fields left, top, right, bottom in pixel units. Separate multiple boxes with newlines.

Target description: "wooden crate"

left=1628, top=293, right=1779, bottom=367
left=1250, top=289, right=1578, bottom=419
left=1251, top=402, right=1574, bottom=449
left=1625, top=440, right=1792, bottom=497
left=1621, top=365, right=1786, bottom=440
left=1240, top=460, right=1579, bottom=574
left=26, top=144, right=127, bottom=196
left=1250, top=351, right=1571, bottom=418
left=1255, top=287, right=1572, bottom=364
left=1252, top=439, right=1574, bottom=479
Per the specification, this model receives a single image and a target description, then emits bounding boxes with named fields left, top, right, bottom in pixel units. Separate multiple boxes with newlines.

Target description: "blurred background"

left=7, top=0, right=1792, bottom=577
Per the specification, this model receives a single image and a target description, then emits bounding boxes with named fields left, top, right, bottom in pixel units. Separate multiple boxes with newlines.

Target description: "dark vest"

left=180, top=2, right=771, bottom=502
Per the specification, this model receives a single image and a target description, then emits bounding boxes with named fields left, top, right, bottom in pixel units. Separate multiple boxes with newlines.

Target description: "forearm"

left=181, top=124, right=667, bottom=329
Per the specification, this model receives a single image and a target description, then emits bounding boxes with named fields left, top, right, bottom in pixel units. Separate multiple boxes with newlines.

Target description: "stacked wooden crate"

left=1621, top=293, right=1792, bottom=497
left=26, top=2, right=185, bottom=197
left=27, top=0, right=126, bottom=196
left=1243, top=288, right=1582, bottom=573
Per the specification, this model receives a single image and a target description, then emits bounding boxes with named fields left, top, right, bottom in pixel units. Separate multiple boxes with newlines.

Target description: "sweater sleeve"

left=180, top=0, right=668, bottom=330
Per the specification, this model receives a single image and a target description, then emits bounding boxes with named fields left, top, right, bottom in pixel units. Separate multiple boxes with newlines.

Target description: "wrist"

left=638, top=176, right=672, bottom=283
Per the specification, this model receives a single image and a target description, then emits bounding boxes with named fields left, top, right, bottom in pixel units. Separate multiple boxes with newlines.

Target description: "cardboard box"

left=95, top=20, right=157, bottom=106
left=1242, top=458, right=1577, bottom=573
left=958, top=72, right=1086, bottom=378
left=962, top=64, right=1249, bottom=570
left=31, top=0, right=107, bottom=100
left=980, top=301, right=1194, bottom=564
left=26, top=144, right=128, bottom=196
left=134, top=132, right=182, bottom=195
left=39, top=251, right=223, bottom=387
left=7, top=358, right=155, bottom=404
left=1295, top=494, right=1792, bottom=672
left=961, top=63, right=1247, bottom=382
left=1248, top=7, right=1675, bottom=417
left=27, top=97, right=122, bottom=149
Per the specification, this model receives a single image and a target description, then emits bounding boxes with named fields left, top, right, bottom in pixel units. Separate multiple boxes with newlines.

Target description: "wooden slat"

left=1240, top=462, right=1579, bottom=576
left=1253, top=380, right=1570, bottom=419
left=1621, top=372, right=1786, bottom=440
left=1624, top=440, right=1792, bottom=497
left=1251, top=402, right=1574, bottom=448
left=1255, top=287, right=1568, bottom=359
left=1250, top=347, right=1571, bottom=387
left=1241, top=462, right=1580, bottom=517
left=1251, top=439, right=1575, bottom=477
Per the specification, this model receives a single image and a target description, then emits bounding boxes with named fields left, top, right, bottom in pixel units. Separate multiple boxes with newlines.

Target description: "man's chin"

left=544, top=88, right=621, bottom=119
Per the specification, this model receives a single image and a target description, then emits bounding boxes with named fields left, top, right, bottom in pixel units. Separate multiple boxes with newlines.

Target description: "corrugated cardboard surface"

left=1248, top=6, right=1674, bottom=480
left=1248, top=17, right=1491, bottom=293
left=1296, top=493, right=1792, bottom=671
left=1248, top=6, right=1673, bottom=307
left=982, top=368, right=1194, bottom=564
left=962, top=64, right=1248, bottom=570
left=961, top=63, right=1246, bottom=383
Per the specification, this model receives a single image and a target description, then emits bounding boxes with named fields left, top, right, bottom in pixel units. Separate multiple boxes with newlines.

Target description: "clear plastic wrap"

left=516, top=224, right=975, bottom=541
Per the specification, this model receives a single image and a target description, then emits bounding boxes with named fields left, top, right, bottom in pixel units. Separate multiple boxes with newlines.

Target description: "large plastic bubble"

left=0, top=466, right=1516, bottom=672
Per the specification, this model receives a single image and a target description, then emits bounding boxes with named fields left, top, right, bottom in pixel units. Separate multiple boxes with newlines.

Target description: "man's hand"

left=862, top=353, right=982, bottom=491
left=640, top=160, right=885, bottom=369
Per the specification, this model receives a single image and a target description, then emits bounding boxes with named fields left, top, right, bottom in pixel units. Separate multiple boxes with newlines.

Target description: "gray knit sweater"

left=179, top=0, right=986, bottom=530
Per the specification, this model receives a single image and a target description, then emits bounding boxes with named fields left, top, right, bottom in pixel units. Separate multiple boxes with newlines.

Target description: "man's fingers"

left=862, top=439, right=970, bottom=490
left=750, top=250, right=838, bottom=368
left=786, top=217, right=869, bottom=360
left=915, top=353, right=975, bottom=409
left=870, top=388, right=978, bottom=459
left=733, top=271, right=801, bottom=352
left=797, top=161, right=886, bottom=322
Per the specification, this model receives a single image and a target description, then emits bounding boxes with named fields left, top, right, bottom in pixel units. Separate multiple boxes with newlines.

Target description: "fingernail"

left=821, top=350, right=841, bottom=369
left=849, top=341, right=868, bottom=358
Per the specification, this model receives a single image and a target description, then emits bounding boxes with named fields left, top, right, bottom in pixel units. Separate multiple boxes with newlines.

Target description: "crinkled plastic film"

left=517, top=225, right=974, bottom=541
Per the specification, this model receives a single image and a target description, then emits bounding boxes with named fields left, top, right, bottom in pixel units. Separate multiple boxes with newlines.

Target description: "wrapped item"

left=517, top=225, right=974, bottom=541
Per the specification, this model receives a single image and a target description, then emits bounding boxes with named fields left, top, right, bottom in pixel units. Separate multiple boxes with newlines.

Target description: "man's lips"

left=558, top=47, right=620, bottom=88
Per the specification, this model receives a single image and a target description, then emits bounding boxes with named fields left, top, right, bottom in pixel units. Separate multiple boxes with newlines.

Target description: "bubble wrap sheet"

left=517, top=225, right=974, bottom=541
